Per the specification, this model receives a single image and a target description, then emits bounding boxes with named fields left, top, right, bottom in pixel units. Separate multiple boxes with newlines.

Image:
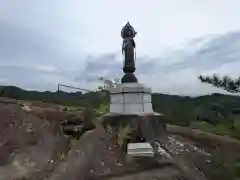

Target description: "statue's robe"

left=122, top=38, right=136, bottom=73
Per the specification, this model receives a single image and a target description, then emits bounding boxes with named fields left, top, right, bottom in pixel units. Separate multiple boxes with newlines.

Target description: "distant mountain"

left=152, top=92, right=240, bottom=126
left=0, top=85, right=108, bottom=109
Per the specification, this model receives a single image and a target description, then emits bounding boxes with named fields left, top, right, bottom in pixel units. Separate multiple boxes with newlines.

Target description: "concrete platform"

left=109, top=83, right=153, bottom=115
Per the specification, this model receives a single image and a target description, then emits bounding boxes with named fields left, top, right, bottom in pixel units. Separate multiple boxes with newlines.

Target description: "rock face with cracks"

left=0, top=101, right=70, bottom=180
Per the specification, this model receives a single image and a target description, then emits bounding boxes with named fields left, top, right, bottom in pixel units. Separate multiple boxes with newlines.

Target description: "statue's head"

left=121, top=22, right=137, bottom=39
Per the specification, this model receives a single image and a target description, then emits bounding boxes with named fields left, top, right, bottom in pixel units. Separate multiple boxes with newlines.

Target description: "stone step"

left=127, top=143, right=154, bottom=158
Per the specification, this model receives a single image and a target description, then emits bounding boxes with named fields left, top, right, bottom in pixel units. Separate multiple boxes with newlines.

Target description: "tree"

left=96, top=77, right=120, bottom=112
left=199, top=74, right=240, bottom=93
left=97, top=77, right=120, bottom=91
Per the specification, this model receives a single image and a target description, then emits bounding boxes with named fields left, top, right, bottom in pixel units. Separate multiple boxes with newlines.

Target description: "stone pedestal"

left=102, top=113, right=166, bottom=141
left=102, top=112, right=167, bottom=157
left=105, top=82, right=166, bottom=149
left=109, top=83, right=153, bottom=115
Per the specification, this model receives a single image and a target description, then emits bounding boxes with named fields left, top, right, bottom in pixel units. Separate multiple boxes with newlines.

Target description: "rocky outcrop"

left=0, top=101, right=239, bottom=180
left=0, top=102, right=70, bottom=180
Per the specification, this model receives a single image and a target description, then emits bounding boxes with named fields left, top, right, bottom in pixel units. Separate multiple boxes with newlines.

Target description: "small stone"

left=206, top=160, right=211, bottom=163
left=101, top=161, right=105, bottom=166
left=106, top=168, right=111, bottom=173
left=118, top=162, right=123, bottom=167
left=90, top=169, right=94, bottom=173
left=116, top=161, right=122, bottom=168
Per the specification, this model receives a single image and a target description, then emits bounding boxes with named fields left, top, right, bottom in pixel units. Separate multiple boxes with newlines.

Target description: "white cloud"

left=0, top=78, right=8, bottom=84
left=36, top=65, right=59, bottom=73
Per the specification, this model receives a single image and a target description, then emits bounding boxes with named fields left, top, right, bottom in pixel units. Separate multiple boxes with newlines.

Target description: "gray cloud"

left=1, top=21, right=240, bottom=95
left=0, top=22, right=85, bottom=73
left=74, top=31, right=240, bottom=95
left=1, top=1, right=240, bottom=96
left=0, top=22, right=85, bottom=91
left=1, top=25, right=240, bottom=95
left=158, top=31, right=240, bottom=72
left=73, top=54, right=161, bottom=86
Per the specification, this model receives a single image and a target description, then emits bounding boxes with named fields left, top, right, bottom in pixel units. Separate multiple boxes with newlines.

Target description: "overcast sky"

left=1, top=0, right=240, bottom=96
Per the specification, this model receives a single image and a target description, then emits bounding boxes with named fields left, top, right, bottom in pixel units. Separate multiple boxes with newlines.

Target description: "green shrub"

left=99, top=103, right=109, bottom=114
left=211, top=154, right=235, bottom=180
left=213, top=124, right=230, bottom=136
left=232, top=120, right=240, bottom=139
left=117, top=124, right=133, bottom=148
left=189, top=121, right=213, bottom=133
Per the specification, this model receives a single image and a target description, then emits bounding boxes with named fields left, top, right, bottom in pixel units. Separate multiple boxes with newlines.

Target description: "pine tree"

left=199, top=74, right=240, bottom=93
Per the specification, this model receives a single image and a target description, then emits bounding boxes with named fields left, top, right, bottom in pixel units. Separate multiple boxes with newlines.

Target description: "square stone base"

left=109, top=83, right=153, bottom=115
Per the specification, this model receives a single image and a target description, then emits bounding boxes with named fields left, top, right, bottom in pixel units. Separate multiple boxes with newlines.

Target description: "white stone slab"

left=143, top=94, right=151, bottom=103
left=122, top=86, right=144, bottom=93
left=144, top=103, right=153, bottom=113
left=123, top=103, right=143, bottom=114
left=110, top=83, right=151, bottom=94
left=121, top=83, right=145, bottom=87
left=110, top=94, right=123, bottom=103
left=111, top=93, right=151, bottom=104
left=123, top=93, right=143, bottom=103
left=109, top=83, right=154, bottom=115
left=128, top=142, right=153, bottom=149
left=110, top=103, right=123, bottom=114
left=127, top=143, right=154, bottom=157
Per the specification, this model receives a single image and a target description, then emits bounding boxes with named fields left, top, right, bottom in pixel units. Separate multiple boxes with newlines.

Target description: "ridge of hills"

left=0, top=85, right=240, bottom=127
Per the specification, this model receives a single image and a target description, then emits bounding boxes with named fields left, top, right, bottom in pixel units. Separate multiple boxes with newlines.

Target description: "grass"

left=211, top=154, right=240, bottom=180
left=117, top=124, right=134, bottom=148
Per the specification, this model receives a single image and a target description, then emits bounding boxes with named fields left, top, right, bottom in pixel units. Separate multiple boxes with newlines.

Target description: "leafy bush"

left=213, top=124, right=230, bottom=136
left=189, top=121, right=213, bottom=133
left=211, top=154, right=238, bottom=180
left=99, top=103, right=109, bottom=114
left=232, top=120, right=240, bottom=139
left=189, top=120, right=240, bottom=140
left=117, top=124, right=133, bottom=149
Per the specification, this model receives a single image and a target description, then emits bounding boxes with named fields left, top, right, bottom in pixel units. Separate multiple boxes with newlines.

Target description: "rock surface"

left=0, top=102, right=70, bottom=180
left=0, top=100, right=239, bottom=180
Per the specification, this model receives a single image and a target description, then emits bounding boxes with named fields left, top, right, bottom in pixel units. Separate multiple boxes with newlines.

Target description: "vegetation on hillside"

left=0, top=85, right=109, bottom=109
left=1, top=85, right=240, bottom=140
left=197, top=74, right=240, bottom=180
left=195, top=74, right=240, bottom=140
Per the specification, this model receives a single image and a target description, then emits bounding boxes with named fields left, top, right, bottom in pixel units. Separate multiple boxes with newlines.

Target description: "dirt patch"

left=0, top=102, right=70, bottom=179
left=1, top=100, right=240, bottom=180
left=108, top=166, right=188, bottom=180
left=167, top=125, right=240, bottom=162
